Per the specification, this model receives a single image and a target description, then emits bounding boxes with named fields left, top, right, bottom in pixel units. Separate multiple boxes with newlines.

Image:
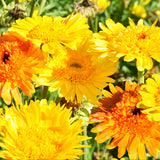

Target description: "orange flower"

left=0, top=32, right=44, bottom=105
left=90, top=81, right=160, bottom=160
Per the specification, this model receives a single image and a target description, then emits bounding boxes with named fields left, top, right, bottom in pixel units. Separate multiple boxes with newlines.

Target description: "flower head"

left=90, top=0, right=110, bottom=12
left=95, top=18, right=160, bottom=71
left=138, top=74, right=160, bottom=121
left=10, top=13, right=91, bottom=54
left=0, top=99, right=90, bottom=159
left=93, top=18, right=125, bottom=63
left=130, top=4, right=147, bottom=19
left=0, top=32, right=44, bottom=105
left=90, top=81, right=160, bottom=160
left=37, top=37, right=118, bottom=104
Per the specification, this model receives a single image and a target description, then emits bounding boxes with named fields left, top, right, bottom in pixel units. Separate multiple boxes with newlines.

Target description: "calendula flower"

left=90, top=81, right=160, bottom=160
left=96, top=18, right=160, bottom=71
left=74, top=0, right=99, bottom=18
left=142, top=0, right=151, bottom=5
left=0, top=99, right=90, bottom=159
left=0, top=2, right=27, bottom=27
left=93, top=18, right=125, bottom=62
left=10, top=13, right=91, bottom=54
left=37, top=37, right=118, bottom=104
left=14, top=0, right=31, bottom=3
left=138, top=74, right=160, bottom=121
left=130, top=4, right=147, bottom=19
left=0, top=32, right=44, bottom=105
left=90, top=0, right=110, bottom=12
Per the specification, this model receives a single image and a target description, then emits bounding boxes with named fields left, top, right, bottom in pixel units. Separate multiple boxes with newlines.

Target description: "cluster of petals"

left=10, top=13, right=92, bottom=56
left=138, top=74, right=160, bottom=121
left=90, top=81, right=160, bottom=160
left=37, top=36, right=118, bottom=104
left=0, top=32, right=44, bottom=105
left=0, top=100, right=90, bottom=159
left=94, top=18, right=160, bottom=71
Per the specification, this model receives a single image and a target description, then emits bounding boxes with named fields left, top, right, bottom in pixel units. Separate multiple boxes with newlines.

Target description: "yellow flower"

left=0, top=99, right=90, bottom=159
left=130, top=4, right=147, bottom=19
left=93, top=18, right=125, bottom=63
left=91, top=0, right=110, bottom=12
left=0, top=32, right=44, bottom=105
left=97, top=18, right=160, bottom=71
left=90, top=81, right=160, bottom=160
left=10, top=13, right=91, bottom=54
left=37, top=37, right=118, bottom=104
left=14, top=0, right=31, bottom=2
left=138, top=74, right=160, bottom=121
left=142, top=0, right=151, bottom=5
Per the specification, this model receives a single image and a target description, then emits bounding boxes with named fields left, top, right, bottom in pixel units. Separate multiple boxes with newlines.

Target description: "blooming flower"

left=90, top=0, right=110, bottom=12
left=37, top=37, right=118, bottom=104
left=130, top=4, right=147, bottom=19
left=0, top=99, right=90, bottom=159
left=96, top=18, right=160, bottom=71
left=0, top=32, right=44, bottom=105
left=138, top=74, right=160, bottom=121
left=14, top=0, right=31, bottom=3
left=93, top=18, right=125, bottom=63
left=90, top=81, right=160, bottom=160
left=10, top=13, right=91, bottom=54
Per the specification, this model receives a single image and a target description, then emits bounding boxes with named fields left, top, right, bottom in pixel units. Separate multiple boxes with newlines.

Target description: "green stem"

left=1, top=0, right=6, bottom=7
left=94, top=14, right=99, bottom=33
left=138, top=70, right=144, bottom=84
left=29, top=0, right=36, bottom=17
left=37, top=0, right=46, bottom=16
left=83, top=126, right=88, bottom=160
left=41, top=86, right=48, bottom=99
left=100, top=138, right=112, bottom=160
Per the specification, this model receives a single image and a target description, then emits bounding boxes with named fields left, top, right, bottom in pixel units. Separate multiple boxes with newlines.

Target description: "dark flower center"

left=132, top=108, right=141, bottom=116
left=70, top=63, right=82, bottom=68
left=2, top=51, right=11, bottom=64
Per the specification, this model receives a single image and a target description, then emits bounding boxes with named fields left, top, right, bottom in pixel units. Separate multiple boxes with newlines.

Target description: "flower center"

left=17, top=126, right=63, bottom=159
left=2, top=51, right=11, bottom=64
left=132, top=107, right=141, bottom=115
left=70, top=62, right=82, bottom=68
left=27, top=24, right=55, bottom=43
left=137, top=32, right=146, bottom=40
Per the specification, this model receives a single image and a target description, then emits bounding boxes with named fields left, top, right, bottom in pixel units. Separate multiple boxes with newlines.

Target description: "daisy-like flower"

left=93, top=18, right=125, bottom=62
left=130, top=3, right=147, bottom=19
left=0, top=32, right=44, bottom=105
left=37, top=37, right=118, bottom=104
left=90, top=81, right=160, bottom=160
left=138, top=74, right=160, bottom=121
left=0, top=99, right=90, bottom=159
left=90, top=0, right=110, bottom=12
left=10, top=13, right=91, bottom=54
left=95, top=18, right=160, bottom=71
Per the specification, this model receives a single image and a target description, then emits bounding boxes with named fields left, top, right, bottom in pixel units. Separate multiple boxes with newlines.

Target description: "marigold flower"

left=138, top=74, right=160, bottom=121
left=10, top=13, right=91, bottom=54
left=93, top=18, right=125, bottom=62
left=130, top=4, right=147, bottom=19
left=96, top=18, right=160, bottom=71
left=0, top=99, right=90, bottom=159
left=142, top=0, right=151, bottom=5
left=37, top=37, right=118, bottom=104
left=90, top=81, right=160, bottom=160
left=0, top=32, right=44, bottom=105
left=90, top=0, right=110, bottom=12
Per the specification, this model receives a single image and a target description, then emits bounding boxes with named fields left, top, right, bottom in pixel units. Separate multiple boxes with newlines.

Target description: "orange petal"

left=1, top=82, right=11, bottom=105
left=118, top=134, right=129, bottom=158
left=11, top=87, right=22, bottom=105
left=128, top=136, right=139, bottom=160
left=138, top=142, right=146, bottom=160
